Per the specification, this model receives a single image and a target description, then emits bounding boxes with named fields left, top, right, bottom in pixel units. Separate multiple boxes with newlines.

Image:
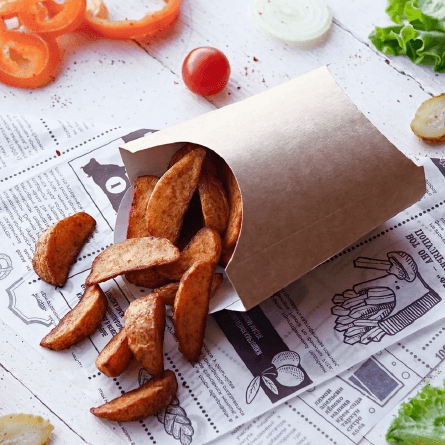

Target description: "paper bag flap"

left=119, top=66, right=425, bottom=311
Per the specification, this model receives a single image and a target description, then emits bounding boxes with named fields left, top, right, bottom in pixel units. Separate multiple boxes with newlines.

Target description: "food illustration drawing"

left=137, top=369, right=194, bottom=444
left=246, top=351, right=305, bottom=403
left=332, top=251, right=441, bottom=345
left=0, top=253, right=13, bottom=280
left=157, top=397, right=194, bottom=445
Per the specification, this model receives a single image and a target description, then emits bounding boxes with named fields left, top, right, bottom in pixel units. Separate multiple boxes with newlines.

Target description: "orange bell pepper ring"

left=0, top=29, right=60, bottom=88
left=19, top=0, right=87, bottom=38
left=0, top=0, right=24, bottom=19
left=85, top=0, right=182, bottom=40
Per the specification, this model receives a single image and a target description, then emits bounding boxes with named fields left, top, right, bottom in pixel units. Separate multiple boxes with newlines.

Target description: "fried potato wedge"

left=90, top=370, right=177, bottom=422
left=96, top=328, right=133, bottom=377
left=154, top=272, right=223, bottom=306
left=125, top=293, right=165, bottom=376
left=125, top=267, right=171, bottom=289
left=146, top=147, right=206, bottom=244
left=153, top=282, right=180, bottom=306
left=40, top=284, right=107, bottom=351
left=127, top=175, right=159, bottom=239
left=210, top=272, right=224, bottom=298
left=168, top=143, right=196, bottom=168
left=222, top=164, right=243, bottom=250
left=86, top=237, right=179, bottom=285
left=157, top=228, right=222, bottom=280
left=0, top=413, right=54, bottom=445
left=411, top=93, right=445, bottom=143
left=199, top=159, right=229, bottom=234
left=32, top=212, right=96, bottom=287
left=174, top=261, right=214, bottom=362
left=219, top=245, right=235, bottom=268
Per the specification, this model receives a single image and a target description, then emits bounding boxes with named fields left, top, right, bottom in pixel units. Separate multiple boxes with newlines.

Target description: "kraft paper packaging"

left=119, top=66, right=426, bottom=311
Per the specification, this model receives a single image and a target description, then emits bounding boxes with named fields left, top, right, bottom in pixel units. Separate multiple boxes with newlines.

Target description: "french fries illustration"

left=332, top=251, right=441, bottom=345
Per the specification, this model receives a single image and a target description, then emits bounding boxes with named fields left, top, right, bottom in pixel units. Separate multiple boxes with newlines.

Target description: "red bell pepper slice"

left=19, top=0, right=87, bottom=38
left=0, top=0, right=24, bottom=19
left=85, top=0, right=181, bottom=40
left=0, top=29, right=60, bottom=88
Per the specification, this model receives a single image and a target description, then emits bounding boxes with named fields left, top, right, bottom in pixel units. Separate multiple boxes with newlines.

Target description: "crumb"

left=253, top=57, right=259, bottom=62
left=56, top=150, right=61, bottom=156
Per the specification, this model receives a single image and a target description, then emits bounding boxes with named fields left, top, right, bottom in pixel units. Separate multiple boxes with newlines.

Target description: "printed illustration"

left=6, top=278, right=53, bottom=326
left=157, top=397, right=194, bottom=445
left=332, top=251, right=441, bottom=345
left=246, top=351, right=307, bottom=404
left=82, top=158, right=130, bottom=211
left=213, top=306, right=312, bottom=404
left=340, top=357, right=403, bottom=407
left=0, top=253, right=12, bottom=280
left=138, top=369, right=194, bottom=444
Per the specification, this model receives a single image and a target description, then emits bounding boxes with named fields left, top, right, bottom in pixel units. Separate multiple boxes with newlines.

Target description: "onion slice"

left=411, top=94, right=445, bottom=143
left=251, top=0, right=332, bottom=43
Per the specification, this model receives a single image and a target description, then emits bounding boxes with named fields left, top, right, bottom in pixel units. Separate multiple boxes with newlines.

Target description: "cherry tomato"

left=182, top=47, right=230, bottom=96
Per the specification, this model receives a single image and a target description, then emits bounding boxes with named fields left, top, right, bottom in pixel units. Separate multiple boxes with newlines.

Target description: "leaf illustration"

left=261, top=366, right=278, bottom=378
left=246, top=376, right=261, bottom=404
left=262, top=375, right=278, bottom=394
left=262, top=370, right=278, bottom=378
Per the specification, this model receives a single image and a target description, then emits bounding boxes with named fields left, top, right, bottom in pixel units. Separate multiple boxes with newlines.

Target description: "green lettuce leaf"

left=370, top=0, right=445, bottom=71
left=386, top=382, right=445, bottom=445
left=418, top=0, right=445, bottom=29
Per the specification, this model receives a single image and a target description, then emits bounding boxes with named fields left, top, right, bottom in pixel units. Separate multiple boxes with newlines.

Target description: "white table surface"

left=1, top=1, right=445, bottom=444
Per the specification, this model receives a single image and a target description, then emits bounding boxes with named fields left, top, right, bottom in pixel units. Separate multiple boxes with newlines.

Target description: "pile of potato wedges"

left=32, top=144, right=242, bottom=422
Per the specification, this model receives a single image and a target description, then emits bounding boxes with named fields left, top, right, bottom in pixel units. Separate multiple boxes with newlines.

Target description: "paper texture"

left=119, top=66, right=425, bottom=310
left=0, top=114, right=443, bottom=445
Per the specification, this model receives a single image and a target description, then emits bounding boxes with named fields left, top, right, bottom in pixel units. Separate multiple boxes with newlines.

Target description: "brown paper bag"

left=119, top=66, right=425, bottom=311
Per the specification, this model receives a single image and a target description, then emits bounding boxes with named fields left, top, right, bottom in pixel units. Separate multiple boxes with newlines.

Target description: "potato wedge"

left=146, top=147, right=206, bottom=244
left=126, top=175, right=159, bottom=239
left=198, top=159, right=229, bottom=234
left=125, top=293, right=165, bottom=376
left=40, top=284, right=107, bottom=351
left=90, top=369, right=177, bottom=422
left=168, top=143, right=196, bottom=168
left=125, top=267, right=171, bottom=289
left=173, top=261, right=214, bottom=362
left=32, top=212, right=96, bottom=287
left=96, top=328, right=133, bottom=377
left=219, top=245, right=235, bottom=268
left=86, top=237, right=179, bottom=285
left=154, top=272, right=223, bottom=306
left=210, top=272, right=224, bottom=298
left=222, top=164, right=243, bottom=250
left=153, top=282, right=180, bottom=306
left=157, top=228, right=222, bottom=280
left=411, top=93, right=445, bottom=143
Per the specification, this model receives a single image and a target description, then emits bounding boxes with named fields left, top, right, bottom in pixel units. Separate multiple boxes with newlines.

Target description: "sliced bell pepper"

left=0, top=29, right=60, bottom=88
left=0, top=0, right=24, bottom=19
left=85, top=0, right=182, bottom=40
left=19, top=0, right=86, bottom=38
